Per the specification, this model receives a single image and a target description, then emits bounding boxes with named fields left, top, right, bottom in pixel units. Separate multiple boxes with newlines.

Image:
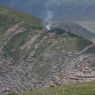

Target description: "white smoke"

left=43, top=0, right=69, bottom=31
left=45, top=23, right=52, bottom=31
left=43, top=0, right=64, bottom=30
left=44, top=10, right=53, bottom=30
left=45, top=10, right=53, bottom=22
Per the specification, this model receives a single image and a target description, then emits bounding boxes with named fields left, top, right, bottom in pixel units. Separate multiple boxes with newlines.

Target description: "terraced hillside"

left=0, top=5, right=95, bottom=93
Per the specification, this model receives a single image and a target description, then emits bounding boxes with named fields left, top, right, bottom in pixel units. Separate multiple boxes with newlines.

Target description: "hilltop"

left=0, top=5, right=95, bottom=93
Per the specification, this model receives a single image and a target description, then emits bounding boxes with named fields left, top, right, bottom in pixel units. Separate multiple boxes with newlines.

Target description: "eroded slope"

left=0, top=6, right=95, bottom=92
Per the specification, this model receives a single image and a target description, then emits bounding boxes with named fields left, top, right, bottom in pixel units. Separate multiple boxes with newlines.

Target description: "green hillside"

left=0, top=5, right=94, bottom=63
left=0, top=5, right=95, bottom=93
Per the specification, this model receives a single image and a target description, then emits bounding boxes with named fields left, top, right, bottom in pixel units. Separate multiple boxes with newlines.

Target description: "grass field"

left=2, top=81, right=95, bottom=95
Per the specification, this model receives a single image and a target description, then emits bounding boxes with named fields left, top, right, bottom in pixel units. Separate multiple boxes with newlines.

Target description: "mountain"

left=0, top=5, right=95, bottom=93
left=0, top=0, right=95, bottom=21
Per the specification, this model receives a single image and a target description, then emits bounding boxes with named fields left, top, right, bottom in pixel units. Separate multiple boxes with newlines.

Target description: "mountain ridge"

left=0, top=5, right=95, bottom=93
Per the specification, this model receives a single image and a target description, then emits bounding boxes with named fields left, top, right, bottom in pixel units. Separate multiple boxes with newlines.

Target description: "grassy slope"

left=0, top=5, right=42, bottom=62
left=0, top=5, right=41, bottom=24
left=0, top=5, right=91, bottom=63
left=0, top=5, right=95, bottom=95
left=2, top=81, right=95, bottom=95
left=0, top=5, right=95, bottom=64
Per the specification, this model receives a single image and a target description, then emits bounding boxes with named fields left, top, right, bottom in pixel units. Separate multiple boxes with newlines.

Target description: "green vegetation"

left=3, top=31, right=31, bottom=61
left=0, top=5, right=95, bottom=95
left=0, top=5, right=41, bottom=25
left=2, top=81, right=95, bottom=95
left=0, top=5, right=42, bottom=62
left=0, top=5, right=94, bottom=63
left=50, top=35, right=92, bottom=53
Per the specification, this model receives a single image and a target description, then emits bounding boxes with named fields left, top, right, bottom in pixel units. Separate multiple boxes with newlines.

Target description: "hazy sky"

left=0, top=0, right=95, bottom=21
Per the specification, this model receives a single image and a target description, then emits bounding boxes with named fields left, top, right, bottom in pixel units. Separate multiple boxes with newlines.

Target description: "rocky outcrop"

left=0, top=48, right=95, bottom=92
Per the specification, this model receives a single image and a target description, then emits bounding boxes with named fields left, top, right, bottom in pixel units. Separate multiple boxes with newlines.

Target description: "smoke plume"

left=43, top=1, right=54, bottom=30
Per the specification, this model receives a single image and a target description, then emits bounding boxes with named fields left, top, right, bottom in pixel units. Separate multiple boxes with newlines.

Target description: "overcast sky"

left=0, top=0, right=95, bottom=21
